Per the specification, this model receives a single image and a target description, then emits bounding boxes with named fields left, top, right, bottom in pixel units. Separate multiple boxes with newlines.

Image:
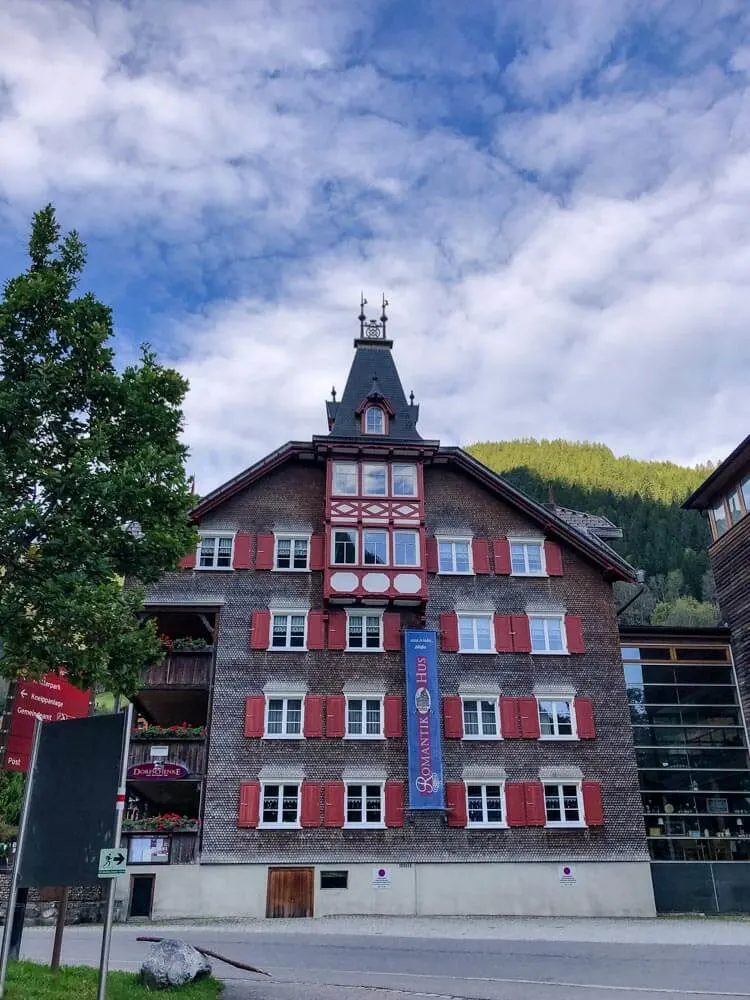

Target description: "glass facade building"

left=621, top=628, right=750, bottom=862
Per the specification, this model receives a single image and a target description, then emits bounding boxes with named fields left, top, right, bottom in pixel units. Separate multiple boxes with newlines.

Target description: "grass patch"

left=5, top=960, right=223, bottom=999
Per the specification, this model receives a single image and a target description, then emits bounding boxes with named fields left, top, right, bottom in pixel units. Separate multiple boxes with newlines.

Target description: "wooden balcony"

left=128, top=738, right=207, bottom=776
left=140, top=651, right=212, bottom=689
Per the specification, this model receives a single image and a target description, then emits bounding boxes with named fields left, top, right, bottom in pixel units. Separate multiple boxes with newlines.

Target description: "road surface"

left=19, top=916, right=750, bottom=999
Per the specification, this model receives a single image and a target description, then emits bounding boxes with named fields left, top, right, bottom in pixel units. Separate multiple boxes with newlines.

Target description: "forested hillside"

left=466, top=440, right=719, bottom=626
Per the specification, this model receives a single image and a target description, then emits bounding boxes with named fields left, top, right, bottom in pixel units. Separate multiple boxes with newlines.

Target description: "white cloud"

left=2, top=0, right=750, bottom=490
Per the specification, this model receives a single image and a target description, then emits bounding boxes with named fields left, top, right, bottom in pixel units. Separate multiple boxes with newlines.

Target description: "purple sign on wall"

left=127, top=761, right=189, bottom=780
left=404, top=629, right=444, bottom=810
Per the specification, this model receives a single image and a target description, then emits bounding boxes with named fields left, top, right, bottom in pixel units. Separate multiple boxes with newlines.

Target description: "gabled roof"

left=190, top=441, right=636, bottom=581
left=683, top=434, right=750, bottom=510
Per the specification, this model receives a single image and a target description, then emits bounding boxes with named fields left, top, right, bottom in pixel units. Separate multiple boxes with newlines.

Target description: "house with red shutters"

left=117, top=304, right=655, bottom=921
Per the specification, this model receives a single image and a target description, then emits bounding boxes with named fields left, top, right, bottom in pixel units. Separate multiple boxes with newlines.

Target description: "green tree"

left=652, top=597, right=721, bottom=628
left=0, top=772, right=23, bottom=830
left=0, top=206, right=197, bottom=695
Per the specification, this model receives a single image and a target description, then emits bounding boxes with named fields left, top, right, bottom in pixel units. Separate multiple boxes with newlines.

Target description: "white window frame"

left=264, top=694, right=305, bottom=739
left=364, top=406, right=385, bottom=434
left=344, top=780, right=385, bottom=828
left=392, top=463, right=418, bottom=497
left=273, top=534, right=311, bottom=572
left=461, top=697, right=501, bottom=740
left=509, top=538, right=547, bottom=577
left=268, top=610, right=308, bottom=651
left=393, top=530, right=420, bottom=567
left=529, top=614, right=567, bottom=655
left=259, top=780, right=301, bottom=828
left=362, top=463, right=387, bottom=497
left=332, top=461, right=358, bottom=496
left=543, top=781, right=585, bottom=828
left=345, top=695, right=384, bottom=739
left=457, top=613, right=495, bottom=654
left=466, top=781, right=507, bottom=828
left=345, top=610, right=384, bottom=652
left=436, top=536, right=473, bottom=575
left=332, top=528, right=358, bottom=565
left=362, top=528, right=389, bottom=566
left=196, top=532, right=235, bottom=570
left=537, top=697, right=577, bottom=740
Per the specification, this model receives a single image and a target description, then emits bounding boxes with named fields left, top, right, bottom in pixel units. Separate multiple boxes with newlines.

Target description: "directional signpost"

left=98, top=849, right=127, bottom=879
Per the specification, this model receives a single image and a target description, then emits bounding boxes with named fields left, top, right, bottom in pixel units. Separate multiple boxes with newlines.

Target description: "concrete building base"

left=115, top=861, right=656, bottom=920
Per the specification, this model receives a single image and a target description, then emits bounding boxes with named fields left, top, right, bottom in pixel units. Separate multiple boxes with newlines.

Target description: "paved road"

left=19, top=918, right=750, bottom=1000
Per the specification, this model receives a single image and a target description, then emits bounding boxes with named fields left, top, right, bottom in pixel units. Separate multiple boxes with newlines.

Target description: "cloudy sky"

left=2, top=0, right=750, bottom=492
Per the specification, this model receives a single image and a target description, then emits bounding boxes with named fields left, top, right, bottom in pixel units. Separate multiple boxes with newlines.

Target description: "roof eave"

left=683, top=434, right=750, bottom=510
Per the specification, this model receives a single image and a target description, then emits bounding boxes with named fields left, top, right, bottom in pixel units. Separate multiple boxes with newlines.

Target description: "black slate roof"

left=327, top=340, right=422, bottom=441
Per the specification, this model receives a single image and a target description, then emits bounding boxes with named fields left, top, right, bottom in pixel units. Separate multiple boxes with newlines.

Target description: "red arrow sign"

left=3, top=672, right=91, bottom=772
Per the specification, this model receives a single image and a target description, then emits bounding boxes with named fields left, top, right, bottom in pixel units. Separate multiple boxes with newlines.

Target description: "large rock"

left=141, top=939, right=211, bottom=990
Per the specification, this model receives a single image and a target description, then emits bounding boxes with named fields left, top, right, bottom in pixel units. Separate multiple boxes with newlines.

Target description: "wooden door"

left=266, top=867, right=314, bottom=918
left=129, top=874, right=155, bottom=919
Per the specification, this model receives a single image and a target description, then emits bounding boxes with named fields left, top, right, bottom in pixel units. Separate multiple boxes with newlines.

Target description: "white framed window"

left=346, top=612, right=383, bottom=651
left=365, top=406, right=385, bottom=434
left=462, top=698, right=500, bottom=738
left=392, top=464, right=417, bottom=496
left=265, top=696, right=304, bottom=738
left=544, top=782, right=584, bottom=827
left=510, top=540, right=545, bottom=576
left=274, top=535, right=309, bottom=571
left=260, top=782, right=301, bottom=827
left=345, top=782, right=384, bottom=827
left=270, top=612, right=307, bottom=650
left=363, top=529, right=388, bottom=565
left=333, top=528, right=357, bottom=565
left=437, top=538, right=472, bottom=574
left=346, top=697, right=383, bottom=738
left=538, top=698, right=576, bottom=739
left=467, top=783, right=506, bottom=827
left=458, top=614, right=494, bottom=653
left=529, top=615, right=566, bottom=654
left=197, top=533, right=234, bottom=569
left=393, top=530, right=419, bottom=566
left=363, top=463, right=387, bottom=496
left=333, top=462, right=357, bottom=496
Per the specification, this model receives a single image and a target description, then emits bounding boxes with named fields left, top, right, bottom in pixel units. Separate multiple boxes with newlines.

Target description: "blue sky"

left=2, top=0, right=750, bottom=491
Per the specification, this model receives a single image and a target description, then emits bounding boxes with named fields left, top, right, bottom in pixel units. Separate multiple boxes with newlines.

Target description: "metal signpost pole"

left=96, top=703, right=132, bottom=1000
left=0, top=718, right=42, bottom=998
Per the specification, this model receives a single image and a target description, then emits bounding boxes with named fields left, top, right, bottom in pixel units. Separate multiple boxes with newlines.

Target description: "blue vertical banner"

left=404, top=629, right=445, bottom=810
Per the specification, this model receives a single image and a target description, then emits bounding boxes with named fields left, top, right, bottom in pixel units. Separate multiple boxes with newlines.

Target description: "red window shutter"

left=544, top=540, right=563, bottom=576
left=326, top=695, right=346, bottom=738
left=244, top=695, right=265, bottom=738
left=383, top=696, right=403, bottom=738
left=442, top=696, right=464, bottom=739
left=385, top=781, right=405, bottom=828
left=309, top=534, right=325, bottom=571
left=300, top=782, right=321, bottom=828
left=238, top=781, right=260, bottom=828
left=575, top=697, right=596, bottom=739
left=327, top=611, right=347, bottom=651
left=178, top=551, right=196, bottom=570
left=426, top=536, right=439, bottom=573
left=323, top=781, right=345, bottom=827
left=493, top=538, right=511, bottom=575
left=494, top=614, right=513, bottom=653
left=250, top=610, right=270, bottom=650
left=472, top=538, right=490, bottom=574
left=518, top=697, right=541, bottom=739
left=383, top=612, right=402, bottom=651
left=511, top=615, right=532, bottom=653
left=303, top=695, right=324, bottom=738
left=505, top=782, right=527, bottom=826
left=307, top=611, right=325, bottom=650
left=583, top=781, right=605, bottom=826
left=255, top=533, right=274, bottom=570
left=439, top=613, right=459, bottom=653
left=445, top=781, right=467, bottom=828
left=566, top=615, right=585, bottom=654
left=499, top=697, right=521, bottom=739
left=524, top=781, right=546, bottom=826
left=233, top=532, right=254, bottom=569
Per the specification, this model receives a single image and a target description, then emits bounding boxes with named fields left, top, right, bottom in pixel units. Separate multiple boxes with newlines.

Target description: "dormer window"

left=365, top=406, right=385, bottom=434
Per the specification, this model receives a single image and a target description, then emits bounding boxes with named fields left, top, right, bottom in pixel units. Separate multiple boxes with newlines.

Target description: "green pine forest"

left=466, top=439, right=720, bottom=627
